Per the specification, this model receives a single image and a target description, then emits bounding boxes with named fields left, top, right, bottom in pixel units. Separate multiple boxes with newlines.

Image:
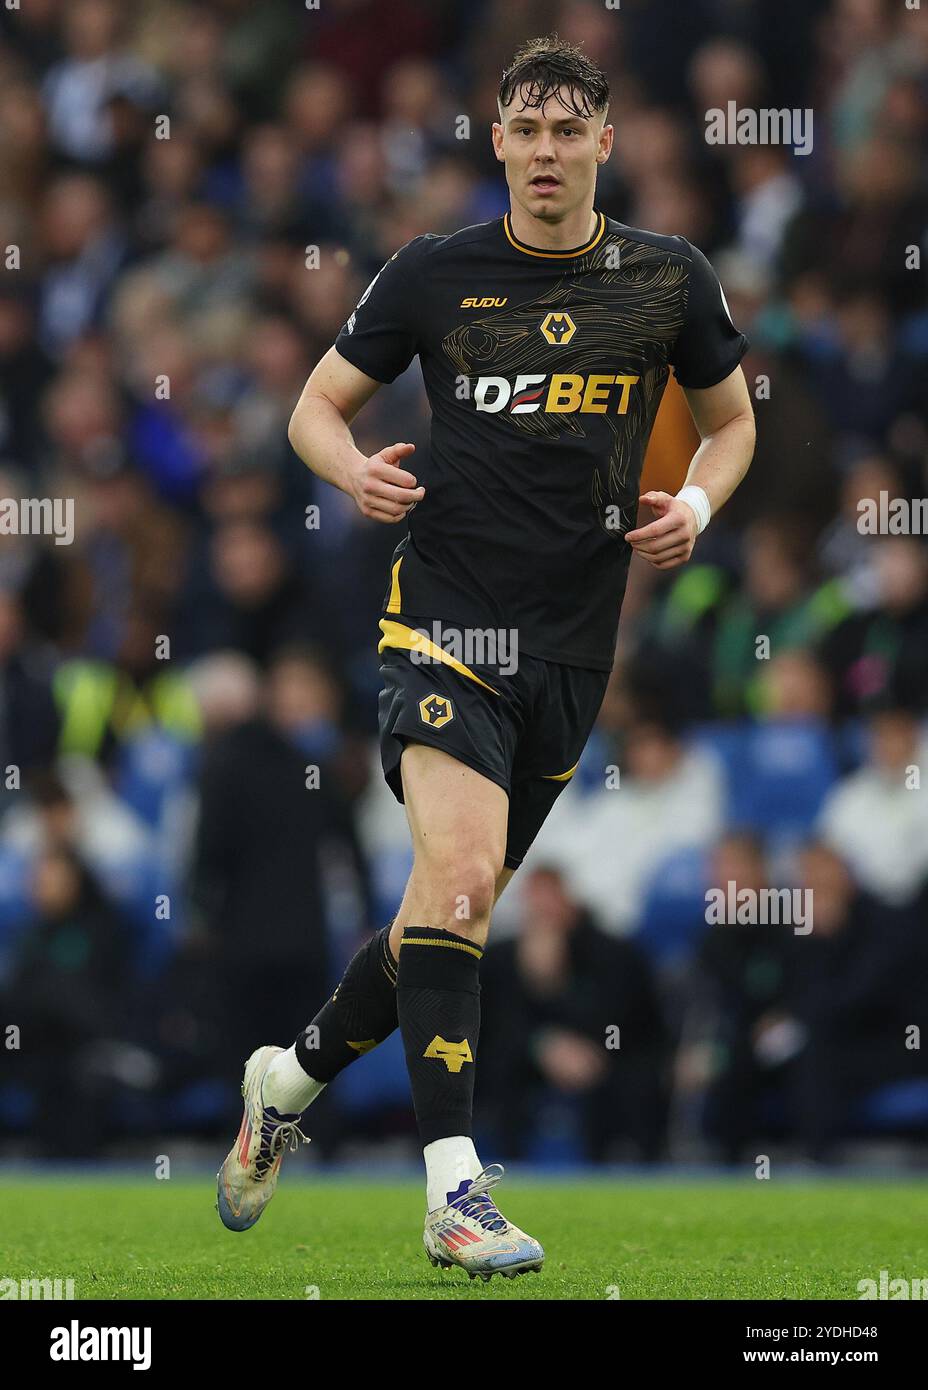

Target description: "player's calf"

left=394, top=921, right=545, bottom=1278
left=260, top=923, right=399, bottom=1117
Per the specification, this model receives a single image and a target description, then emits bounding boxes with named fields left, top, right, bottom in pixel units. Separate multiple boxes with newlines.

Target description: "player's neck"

left=506, top=203, right=599, bottom=252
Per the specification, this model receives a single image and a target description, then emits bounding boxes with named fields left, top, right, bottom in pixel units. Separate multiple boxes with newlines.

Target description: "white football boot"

left=423, top=1163, right=544, bottom=1281
left=216, top=1045, right=309, bottom=1231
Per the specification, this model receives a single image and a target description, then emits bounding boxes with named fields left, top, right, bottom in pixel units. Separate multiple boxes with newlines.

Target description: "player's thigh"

left=397, top=744, right=509, bottom=936
left=400, top=742, right=509, bottom=882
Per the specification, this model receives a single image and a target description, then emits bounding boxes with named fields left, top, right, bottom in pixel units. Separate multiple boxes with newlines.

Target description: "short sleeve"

left=334, top=238, right=425, bottom=384
left=670, top=238, right=749, bottom=389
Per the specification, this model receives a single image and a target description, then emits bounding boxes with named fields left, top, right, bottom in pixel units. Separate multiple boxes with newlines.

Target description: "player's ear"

left=596, top=122, right=614, bottom=163
left=491, top=122, right=506, bottom=161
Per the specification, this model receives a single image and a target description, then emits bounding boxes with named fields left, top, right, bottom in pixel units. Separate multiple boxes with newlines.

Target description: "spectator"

left=678, top=833, right=794, bottom=1165
left=0, top=590, right=59, bottom=790
left=534, top=713, right=725, bottom=935
left=779, top=843, right=928, bottom=1161
left=41, top=0, right=158, bottom=165
left=712, top=518, right=841, bottom=716
left=821, top=538, right=928, bottom=716
left=2, top=845, right=135, bottom=1155
left=37, top=175, right=127, bottom=357
left=189, top=644, right=371, bottom=1096
left=817, top=706, right=928, bottom=908
left=478, top=865, right=669, bottom=1162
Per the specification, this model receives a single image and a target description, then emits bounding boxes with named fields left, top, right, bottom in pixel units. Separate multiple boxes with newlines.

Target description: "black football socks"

left=395, top=925, right=482, bottom=1146
left=294, top=923, right=398, bottom=1083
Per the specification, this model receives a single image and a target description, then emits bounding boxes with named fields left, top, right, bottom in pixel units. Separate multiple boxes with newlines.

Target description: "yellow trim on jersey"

left=378, top=620, right=502, bottom=696
left=386, top=556, right=403, bottom=614
left=503, top=210, right=606, bottom=259
left=542, top=759, right=580, bottom=782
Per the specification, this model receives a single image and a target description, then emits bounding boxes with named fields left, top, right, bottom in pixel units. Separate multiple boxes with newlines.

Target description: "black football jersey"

left=334, top=210, right=749, bottom=671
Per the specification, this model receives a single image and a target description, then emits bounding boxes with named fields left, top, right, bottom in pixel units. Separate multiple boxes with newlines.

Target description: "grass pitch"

left=3, top=1172, right=926, bottom=1300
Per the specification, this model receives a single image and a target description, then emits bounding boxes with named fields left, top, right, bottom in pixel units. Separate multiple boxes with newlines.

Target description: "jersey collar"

left=502, top=209, right=606, bottom=259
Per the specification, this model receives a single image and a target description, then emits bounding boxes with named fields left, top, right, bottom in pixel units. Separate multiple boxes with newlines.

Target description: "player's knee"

left=413, top=850, right=500, bottom=930
left=449, top=862, right=497, bottom=932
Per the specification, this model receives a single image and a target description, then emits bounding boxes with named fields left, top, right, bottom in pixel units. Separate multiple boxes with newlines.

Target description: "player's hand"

left=624, top=489, right=698, bottom=569
left=349, top=442, right=424, bottom=523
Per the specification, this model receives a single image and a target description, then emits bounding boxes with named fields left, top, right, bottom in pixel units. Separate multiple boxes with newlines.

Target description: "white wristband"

left=675, top=484, right=711, bottom=535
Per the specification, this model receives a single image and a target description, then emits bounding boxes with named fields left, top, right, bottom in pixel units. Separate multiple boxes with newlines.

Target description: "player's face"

left=493, top=85, right=612, bottom=224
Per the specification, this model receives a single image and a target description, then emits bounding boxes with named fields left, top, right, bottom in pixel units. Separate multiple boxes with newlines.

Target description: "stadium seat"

left=689, top=722, right=747, bottom=818
left=116, top=731, right=198, bottom=832
left=737, top=721, right=838, bottom=833
left=573, top=728, right=613, bottom=796
left=851, top=1079, right=928, bottom=1134
left=523, top=1094, right=587, bottom=1166
left=634, top=845, right=710, bottom=966
left=0, top=847, right=31, bottom=942
left=95, top=853, right=181, bottom=978
left=694, top=720, right=839, bottom=836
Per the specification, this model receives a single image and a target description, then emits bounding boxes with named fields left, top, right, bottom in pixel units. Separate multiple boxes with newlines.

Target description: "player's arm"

left=626, top=365, right=755, bottom=569
left=289, top=237, right=427, bottom=523
left=288, top=346, right=424, bottom=524
left=679, top=365, right=755, bottom=512
left=627, top=238, right=754, bottom=570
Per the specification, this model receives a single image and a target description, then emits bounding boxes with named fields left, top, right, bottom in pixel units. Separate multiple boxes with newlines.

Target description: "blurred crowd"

left=0, top=0, right=927, bottom=1163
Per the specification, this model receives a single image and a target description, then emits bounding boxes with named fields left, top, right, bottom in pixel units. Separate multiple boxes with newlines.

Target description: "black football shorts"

left=377, top=619, right=610, bottom=868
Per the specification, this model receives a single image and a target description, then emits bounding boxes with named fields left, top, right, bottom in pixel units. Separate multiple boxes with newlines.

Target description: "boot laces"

left=450, top=1163, right=508, bottom=1234
left=254, top=1111, right=309, bottom=1182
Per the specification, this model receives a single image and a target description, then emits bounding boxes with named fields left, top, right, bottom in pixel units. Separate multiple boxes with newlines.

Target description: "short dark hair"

left=498, top=34, right=610, bottom=120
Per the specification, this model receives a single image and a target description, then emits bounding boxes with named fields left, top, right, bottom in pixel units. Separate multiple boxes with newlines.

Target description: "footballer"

left=216, top=35, right=755, bottom=1279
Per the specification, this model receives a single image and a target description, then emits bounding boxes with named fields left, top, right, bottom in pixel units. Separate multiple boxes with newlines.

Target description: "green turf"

left=2, top=1175, right=926, bottom=1300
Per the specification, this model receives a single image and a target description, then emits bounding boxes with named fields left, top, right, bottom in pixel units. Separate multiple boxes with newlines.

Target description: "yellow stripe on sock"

left=399, top=936, right=483, bottom=960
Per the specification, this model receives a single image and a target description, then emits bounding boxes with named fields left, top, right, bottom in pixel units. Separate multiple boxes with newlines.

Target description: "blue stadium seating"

left=692, top=720, right=838, bottom=835
left=634, top=845, right=710, bottom=965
